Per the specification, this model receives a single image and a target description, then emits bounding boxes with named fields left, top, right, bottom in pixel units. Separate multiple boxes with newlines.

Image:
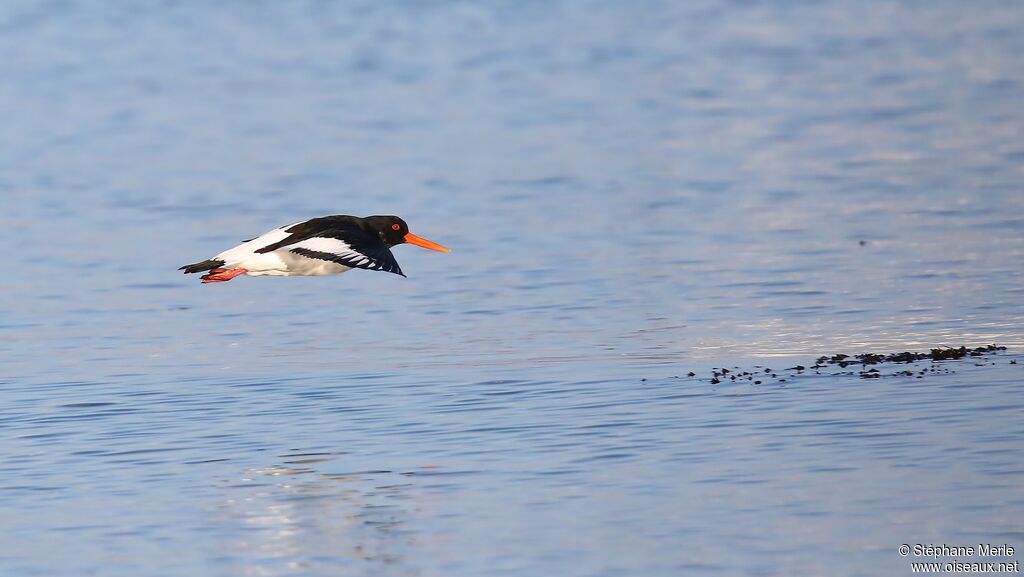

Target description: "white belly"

left=248, top=251, right=352, bottom=276
left=219, top=247, right=352, bottom=277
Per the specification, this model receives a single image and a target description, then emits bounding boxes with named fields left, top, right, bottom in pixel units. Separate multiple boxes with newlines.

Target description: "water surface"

left=2, top=1, right=1023, bottom=576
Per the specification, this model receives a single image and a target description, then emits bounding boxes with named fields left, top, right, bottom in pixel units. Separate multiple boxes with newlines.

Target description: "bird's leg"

left=200, top=268, right=248, bottom=283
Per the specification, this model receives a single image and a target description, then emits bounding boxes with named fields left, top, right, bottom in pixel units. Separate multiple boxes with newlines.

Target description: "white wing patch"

left=289, top=236, right=355, bottom=256
left=286, top=236, right=384, bottom=269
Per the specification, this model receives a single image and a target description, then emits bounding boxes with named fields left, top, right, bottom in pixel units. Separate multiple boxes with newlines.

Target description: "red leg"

left=200, top=268, right=248, bottom=283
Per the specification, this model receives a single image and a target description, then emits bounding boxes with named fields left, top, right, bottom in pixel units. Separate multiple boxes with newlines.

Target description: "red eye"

left=391, top=224, right=400, bottom=231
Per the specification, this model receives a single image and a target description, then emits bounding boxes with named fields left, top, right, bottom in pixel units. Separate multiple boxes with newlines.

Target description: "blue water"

left=2, top=1, right=1023, bottom=576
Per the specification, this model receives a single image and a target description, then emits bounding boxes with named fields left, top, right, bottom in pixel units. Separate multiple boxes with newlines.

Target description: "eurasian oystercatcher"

left=180, top=215, right=449, bottom=283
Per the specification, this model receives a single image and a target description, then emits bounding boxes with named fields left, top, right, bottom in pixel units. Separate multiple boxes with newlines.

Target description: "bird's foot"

left=200, top=268, right=248, bottom=283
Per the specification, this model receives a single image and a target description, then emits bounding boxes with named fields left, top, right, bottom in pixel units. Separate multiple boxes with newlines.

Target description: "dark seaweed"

left=695, top=345, right=1012, bottom=385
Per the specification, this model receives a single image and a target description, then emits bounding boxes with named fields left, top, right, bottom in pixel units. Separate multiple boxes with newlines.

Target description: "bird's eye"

left=391, top=224, right=400, bottom=231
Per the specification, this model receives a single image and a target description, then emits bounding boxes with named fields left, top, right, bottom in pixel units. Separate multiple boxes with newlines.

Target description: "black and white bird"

left=180, top=214, right=450, bottom=283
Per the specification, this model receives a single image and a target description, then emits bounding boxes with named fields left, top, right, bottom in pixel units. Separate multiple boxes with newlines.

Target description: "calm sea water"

left=2, top=1, right=1023, bottom=576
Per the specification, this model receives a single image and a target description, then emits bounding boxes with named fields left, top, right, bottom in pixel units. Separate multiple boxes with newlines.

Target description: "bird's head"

left=365, top=215, right=450, bottom=252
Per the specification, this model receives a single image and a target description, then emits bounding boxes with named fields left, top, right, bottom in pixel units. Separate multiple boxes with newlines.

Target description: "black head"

left=362, top=215, right=450, bottom=252
left=363, top=215, right=410, bottom=247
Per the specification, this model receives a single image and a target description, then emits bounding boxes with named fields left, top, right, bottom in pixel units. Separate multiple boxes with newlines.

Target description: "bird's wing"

left=256, top=222, right=405, bottom=277
left=214, top=222, right=303, bottom=265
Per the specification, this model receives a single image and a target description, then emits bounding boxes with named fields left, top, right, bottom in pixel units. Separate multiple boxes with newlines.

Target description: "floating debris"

left=691, top=345, right=1012, bottom=385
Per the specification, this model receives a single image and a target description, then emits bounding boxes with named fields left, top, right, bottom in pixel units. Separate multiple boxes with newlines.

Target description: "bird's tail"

left=179, top=259, right=225, bottom=274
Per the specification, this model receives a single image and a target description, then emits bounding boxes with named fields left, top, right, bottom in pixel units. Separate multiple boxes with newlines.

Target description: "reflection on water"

left=220, top=455, right=418, bottom=576
left=1, top=0, right=1023, bottom=576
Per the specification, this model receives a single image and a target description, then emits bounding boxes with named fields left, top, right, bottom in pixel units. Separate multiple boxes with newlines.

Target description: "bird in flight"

left=180, top=214, right=450, bottom=283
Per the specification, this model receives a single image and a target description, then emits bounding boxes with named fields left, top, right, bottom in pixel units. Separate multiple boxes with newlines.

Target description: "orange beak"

left=404, top=232, right=450, bottom=252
